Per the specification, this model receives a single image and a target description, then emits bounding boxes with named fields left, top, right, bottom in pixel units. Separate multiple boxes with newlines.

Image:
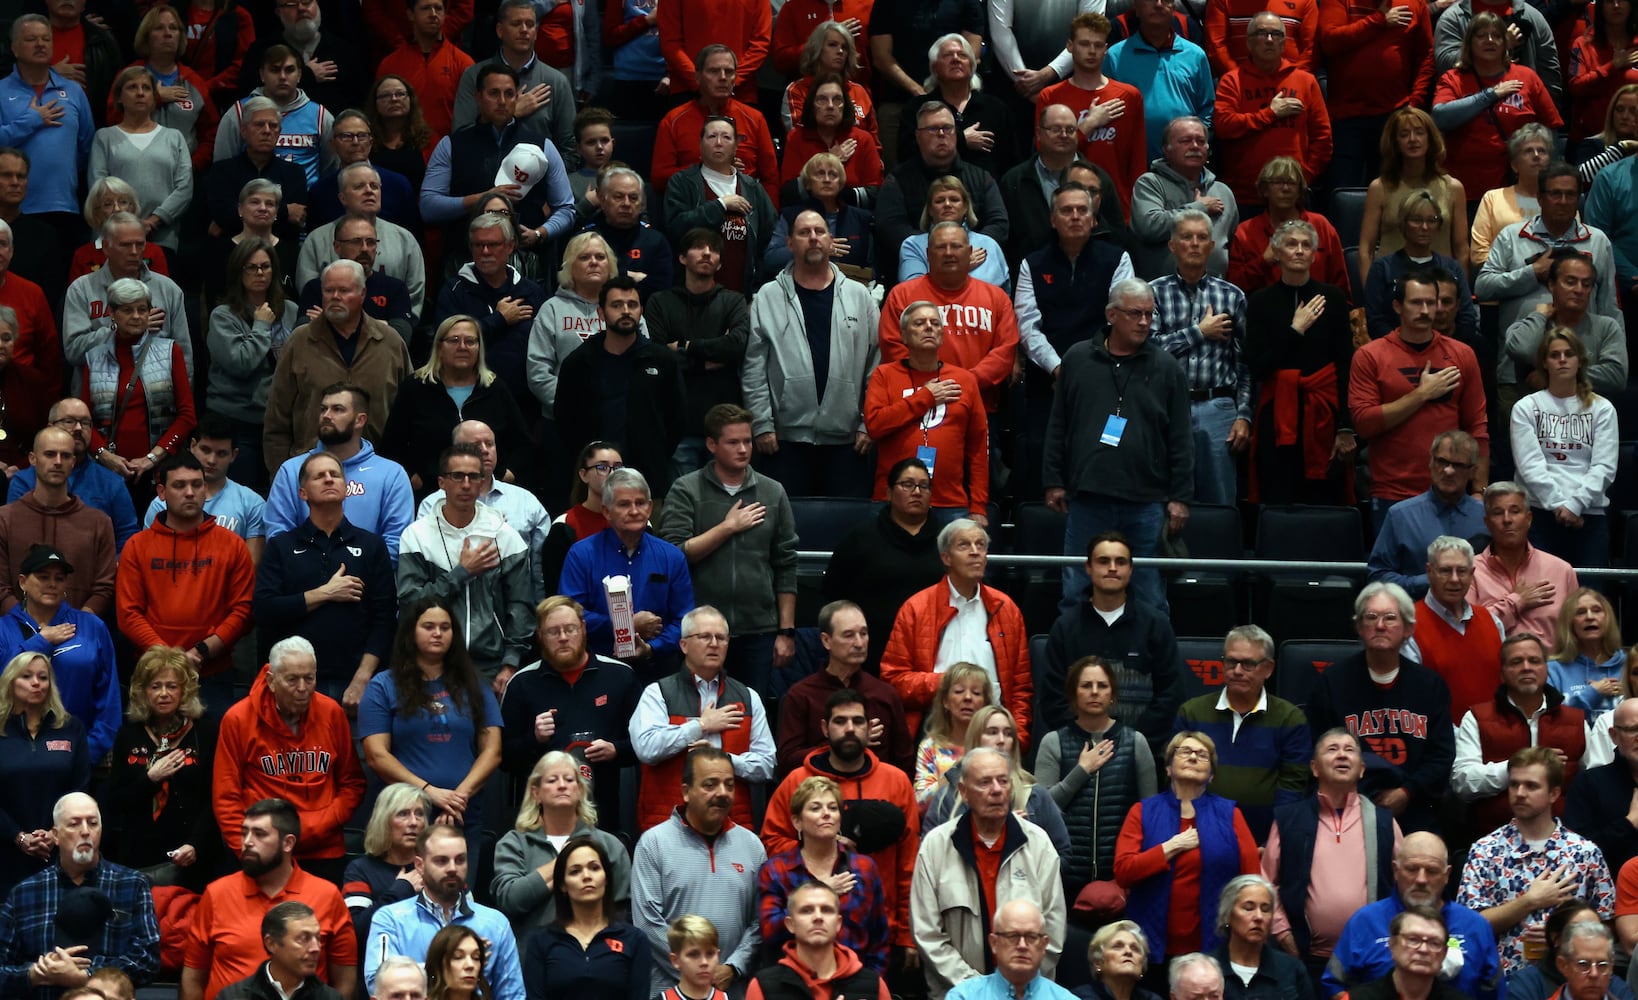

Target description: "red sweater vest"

left=1416, top=602, right=1504, bottom=721
left=1469, top=693, right=1586, bottom=830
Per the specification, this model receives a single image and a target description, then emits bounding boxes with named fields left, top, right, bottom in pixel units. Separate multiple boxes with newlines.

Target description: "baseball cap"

left=19, top=544, right=73, bottom=575
left=496, top=144, right=551, bottom=196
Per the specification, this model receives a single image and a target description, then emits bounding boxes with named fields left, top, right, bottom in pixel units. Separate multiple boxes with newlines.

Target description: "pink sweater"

left=1469, top=546, right=1580, bottom=642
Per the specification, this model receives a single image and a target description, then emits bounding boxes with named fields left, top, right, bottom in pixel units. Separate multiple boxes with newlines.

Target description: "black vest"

left=1056, top=720, right=1139, bottom=887
left=1271, top=795, right=1396, bottom=955
left=751, top=963, right=883, bottom=1000
left=446, top=120, right=551, bottom=235
left=1021, top=238, right=1128, bottom=397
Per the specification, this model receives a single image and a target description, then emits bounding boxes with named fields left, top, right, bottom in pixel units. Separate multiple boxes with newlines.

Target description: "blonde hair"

left=0, top=652, right=66, bottom=730
left=363, top=782, right=431, bottom=857
left=557, top=231, right=619, bottom=288
left=963, top=704, right=1034, bottom=811
left=925, top=663, right=994, bottom=743
left=789, top=775, right=842, bottom=819
left=412, top=315, right=497, bottom=387
left=126, top=647, right=203, bottom=721
left=1550, top=587, right=1622, bottom=663
left=1537, top=325, right=1597, bottom=408
left=919, top=175, right=978, bottom=230
left=1165, top=730, right=1219, bottom=772
left=514, top=750, right=598, bottom=831
left=667, top=914, right=719, bottom=953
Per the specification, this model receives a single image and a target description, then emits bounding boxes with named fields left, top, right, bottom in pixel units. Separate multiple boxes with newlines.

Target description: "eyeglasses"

left=1433, top=457, right=1476, bottom=472
left=334, top=131, right=373, bottom=143
left=685, top=632, right=729, bottom=644
left=470, top=240, right=510, bottom=252
left=1113, top=306, right=1155, bottom=319
left=1360, top=612, right=1402, bottom=625
left=993, top=932, right=1048, bottom=947
left=1570, top=960, right=1614, bottom=976
left=894, top=480, right=932, bottom=493
left=1223, top=657, right=1268, bottom=671
left=1040, top=125, right=1078, bottom=137
left=440, top=470, right=483, bottom=482
left=1395, top=935, right=1448, bottom=952
left=242, top=262, right=274, bottom=273
left=52, top=417, right=92, bottom=429
left=376, top=90, right=410, bottom=101
left=542, top=624, right=583, bottom=638
left=336, top=237, right=380, bottom=248
left=918, top=125, right=957, bottom=136
left=1173, top=747, right=1211, bottom=761
left=586, top=461, right=624, bottom=474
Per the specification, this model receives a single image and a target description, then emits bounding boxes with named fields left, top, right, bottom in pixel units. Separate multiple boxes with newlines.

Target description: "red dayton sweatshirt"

left=1214, top=58, right=1333, bottom=203
left=1317, top=0, right=1435, bottom=118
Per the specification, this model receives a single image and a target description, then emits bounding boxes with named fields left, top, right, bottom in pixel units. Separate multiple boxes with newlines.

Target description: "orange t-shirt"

left=184, top=866, right=358, bottom=1000
left=973, top=832, right=1005, bottom=924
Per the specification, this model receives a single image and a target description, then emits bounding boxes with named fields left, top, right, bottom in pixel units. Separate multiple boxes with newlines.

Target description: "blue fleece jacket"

left=263, top=441, right=414, bottom=565
left=0, top=603, right=120, bottom=760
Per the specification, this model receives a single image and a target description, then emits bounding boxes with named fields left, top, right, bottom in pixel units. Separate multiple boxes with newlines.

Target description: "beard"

left=317, top=422, right=351, bottom=447
left=241, top=849, right=281, bottom=878
left=607, top=315, right=640, bottom=337
left=284, top=11, right=320, bottom=45
left=69, top=844, right=96, bottom=865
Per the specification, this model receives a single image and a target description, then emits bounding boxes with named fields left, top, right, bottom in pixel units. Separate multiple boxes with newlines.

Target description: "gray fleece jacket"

left=743, top=264, right=880, bottom=445
left=1129, top=158, right=1238, bottom=280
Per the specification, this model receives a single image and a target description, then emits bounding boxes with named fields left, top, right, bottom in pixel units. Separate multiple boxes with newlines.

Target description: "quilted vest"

left=1056, top=720, right=1138, bottom=887
left=86, top=333, right=179, bottom=448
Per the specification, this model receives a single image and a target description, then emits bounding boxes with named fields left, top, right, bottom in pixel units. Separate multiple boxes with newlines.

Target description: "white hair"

left=269, top=635, right=317, bottom=675
left=52, top=791, right=98, bottom=827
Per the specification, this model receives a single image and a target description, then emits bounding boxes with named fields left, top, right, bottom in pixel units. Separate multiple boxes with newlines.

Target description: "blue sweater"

left=0, top=603, right=120, bottom=760
left=9, top=462, right=139, bottom=552
left=264, top=441, right=414, bottom=565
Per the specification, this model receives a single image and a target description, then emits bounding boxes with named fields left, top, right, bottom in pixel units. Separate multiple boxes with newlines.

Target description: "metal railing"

left=797, top=551, right=1638, bottom=580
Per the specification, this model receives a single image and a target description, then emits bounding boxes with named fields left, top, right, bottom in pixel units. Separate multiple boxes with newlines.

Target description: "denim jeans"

left=1061, top=496, right=1168, bottom=616
left=1191, top=396, right=1241, bottom=506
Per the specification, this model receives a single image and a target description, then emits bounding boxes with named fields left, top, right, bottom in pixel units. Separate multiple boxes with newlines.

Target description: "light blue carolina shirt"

left=144, top=478, right=267, bottom=540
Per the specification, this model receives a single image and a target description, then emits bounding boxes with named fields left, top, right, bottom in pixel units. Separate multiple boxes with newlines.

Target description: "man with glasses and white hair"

left=297, top=162, right=425, bottom=320
left=910, top=747, right=1064, bottom=998
left=1335, top=906, right=1470, bottom=1000
left=296, top=215, right=415, bottom=343
left=61, top=212, right=190, bottom=374
left=1044, top=276, right=1192, bottom=617
left=629, top=605, right=774, bottom=831
left=1554, top=921, right=1620, bottom=1000
left=585, top=166, right=673, bottom=301
left=1405, top=535, right=1505, bottom=719
left=562, top=466, right=695, bottom=680
left=944, top=899, right=1073, bottom=999
left=1307, top=582, right=1456, bottom=835
left=417, top=421, right=550, bottom=601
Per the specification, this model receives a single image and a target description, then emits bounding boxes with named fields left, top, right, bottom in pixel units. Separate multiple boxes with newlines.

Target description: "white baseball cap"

left=496, top=144, right=551, bottom=196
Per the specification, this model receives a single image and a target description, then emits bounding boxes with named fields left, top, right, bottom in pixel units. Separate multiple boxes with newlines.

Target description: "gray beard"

left=285, top=16, right=319, bottom=47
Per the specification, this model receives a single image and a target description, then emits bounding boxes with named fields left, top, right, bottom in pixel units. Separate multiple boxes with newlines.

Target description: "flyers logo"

left=1366, top=736, right=1407, bottom=765
left=595, top=695, right=608, bottom=705
left=1042, top=274, right=1054, bottom=284
left=513, top=166, right=529, bottom=182
left=732, top=862, right=745, bottom=873
left=371, top=295, right=387, bottom=307
left=607, top=938, right=624, bottom=953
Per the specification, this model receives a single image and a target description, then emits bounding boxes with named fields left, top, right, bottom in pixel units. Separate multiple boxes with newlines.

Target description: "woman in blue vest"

left=80, top=276, right=196, bottom=508
left=1210, top=875, right=1315, bottom=1000
left=1114, top=730, right=1261, bottom=976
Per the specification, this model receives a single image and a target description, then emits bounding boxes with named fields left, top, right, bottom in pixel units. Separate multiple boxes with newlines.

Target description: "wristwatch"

left=776, top=627, right=796, bottom=638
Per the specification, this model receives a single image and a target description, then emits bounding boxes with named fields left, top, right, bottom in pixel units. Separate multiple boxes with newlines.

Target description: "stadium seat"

left=1254, top=505, right=1366, bottom=641
left=1167, top=502, right=1245, bottom=636
left=1343, top=246, right=1366, bottom=306
left=1176, top=635, right=1228, bottom=701
left=1276, top=638, right=1360, bottom=709
left=790, top=497, right=877, bottom=624
left=1328, top=187, right=1370, bottom=249
left=1010, top=502, right=1069, bottom=635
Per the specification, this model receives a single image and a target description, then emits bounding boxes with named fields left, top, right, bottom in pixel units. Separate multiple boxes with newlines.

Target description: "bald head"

left=451, top=420, right=497, bottom=478
left=1394, top=832, right=1451, bottom=906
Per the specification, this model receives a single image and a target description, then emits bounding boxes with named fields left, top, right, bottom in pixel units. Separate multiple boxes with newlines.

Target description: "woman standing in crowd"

left=69, top=178, right=171, bottom=281
left=380, top=315, right=531, bottom=496
left=1433, top=13, right=1562, bottom=207
left=0, top=652, right=89, bottom=899
left=90, top=68, right=194, bottom=256
left=1509, top=327, right=1618, bottom=568
left=914, top=663, right=993, bottom=803
left=425, top=925, right=495, bottom=1000
left=342, top=783, right=430, bottom=945
left=1579, top=84, right=1638, bottom=185
left=180, top=0, right=255, bottom=110
left=1549, top=589, right=1626, bottom=716
left=758, top=775, right=889, bottom=972
left=924, top=705, right=1071, bottom=851
left=1469, top=124, right=1553, bottom=268
left=1568, top=0, right=1638, bottom=157
left=1210, top=875, right=1314, bottom=1000
left=523, top=836, right=650, bottom=1000
left=1364, top=191, right=1479, bottom=341
left=1246, top=220, right=1357, bottom=505
left=664, top=116, right=778, bottom=295
left=0, top=545, right=120, bottom=764
left=1356, top=107, right=1468, bottom=290
left=898, top=34, right=1010, bottom=174
left=540, top=441, right=623, bottom=594
left=101, top=647, right=213, bottom=889
left=492, top=750, right=632, bottom=932
left=780, top=76, right=883, bottom=194
left=115, top=4, right=221, bottom=171
left=82, top=278, right=195, bottom=495
left=1036, top=657, right=1158, bottom=904
left=366, top=74, right=434, bottom=190
left=528, top=231, right=621, bottom=411
left=1226, top=157, right=1348, bottom=296
left=1115, top=731, right=1261, bottom=971
left=206, top=237, right=297, bottom=490
left=783, top=22, right=877, bottom=136
left=1075, top=921, right=1163, bottom=1000
left=0, top=307, right=57, bottom=480
left=764, top=152, right=875, bottom=279
left=359, top=598, right=503, bottom=843
left=207, top=179, right=298, bottom=304
left=899, top=176, right=1009, bottom=288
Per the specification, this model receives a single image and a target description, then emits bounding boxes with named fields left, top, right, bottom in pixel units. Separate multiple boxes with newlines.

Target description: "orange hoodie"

left=115, top=512, right=254, bottom=677
left=213, top=667, right=366, bottom=860
left=744, top=942, right=891, bottom=1000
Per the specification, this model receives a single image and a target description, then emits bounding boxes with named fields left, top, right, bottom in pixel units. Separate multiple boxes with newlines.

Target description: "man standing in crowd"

left=361, top=827, right=524, bottom=1000
left=144, top=419, right=268, bottom=563
left=1567, top=698, right=1638, bottom=877
left=435, top=214, right=547, bottom=422
left=500, top=595, right=639, bottom=831
left=1307, top=583, right=1455, bottom=835
left=748, top=881, right=890, bottom=999
left=216, top=902, right=343, bottom=1000
left=396, top=443, right=535, bottom=690
left=1470, top=482, right=1579, bottom=640
left=214, top=639, right=366, bottom=885
left=1130, top=118, right=1237, bottom=279
left=0, top=793, right=159, bottom=995
left=118, top=453, right=256, bottom=712
left=416, top=421, right=551, bottom=603
left=182, top=799, right=357, bottom=1000
left=651, top=45, right=779, bottom=201
left=630, top=605, right=775, bottom=831
left=0, top=425, right=116, bottom=615
left=1406, top=536, right=1505, bottom=719
left=632, top=747, right=767, bottom=997
left=1036, top=13, right=1148, bottom=221
left=946, top=900, right=1073, bottom=1000
left=1367, top=432, right=1489, bottom=598
left=776, top=601, right=913, bottom=775
left=296, top=215, right=416, bottom=344
left=452, top=0, right=576, bottom=153
left=253, top=450, right=397, bottom=709
left=660, top=404, right=799, bottom=703
left=1264, top=729, right=1403, bottom=979
left=264, top=384, right=415, bottom=566
left=1044, top=277, right=1192, bottom=616
left=1457, top=747, right=1613, bottom=975
left=296, top=165, right=426, bottom=322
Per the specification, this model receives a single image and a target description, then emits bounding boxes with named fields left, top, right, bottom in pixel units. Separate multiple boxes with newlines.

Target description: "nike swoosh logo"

left=292, top=548, right=309, bottom=554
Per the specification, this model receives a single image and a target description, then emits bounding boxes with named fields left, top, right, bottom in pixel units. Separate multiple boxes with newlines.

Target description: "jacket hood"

left=308, top=439, right=379, bottom=472
left=775, top=261, right=848, bottom=291
left=775, top=941, right=866, bottom=988
left=550, top=286, right=600, bottom=312
left=1146, top=157, right=1220, bottom=190
left=249, top=85, right=310, bottom=113
left=457, top=261, right=522, bottom=287
left=802, top=745, right=881, bottom=781
left=1239, top=58, right=1296, bottom=80
left=18, top=491, right=86, bottom=516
